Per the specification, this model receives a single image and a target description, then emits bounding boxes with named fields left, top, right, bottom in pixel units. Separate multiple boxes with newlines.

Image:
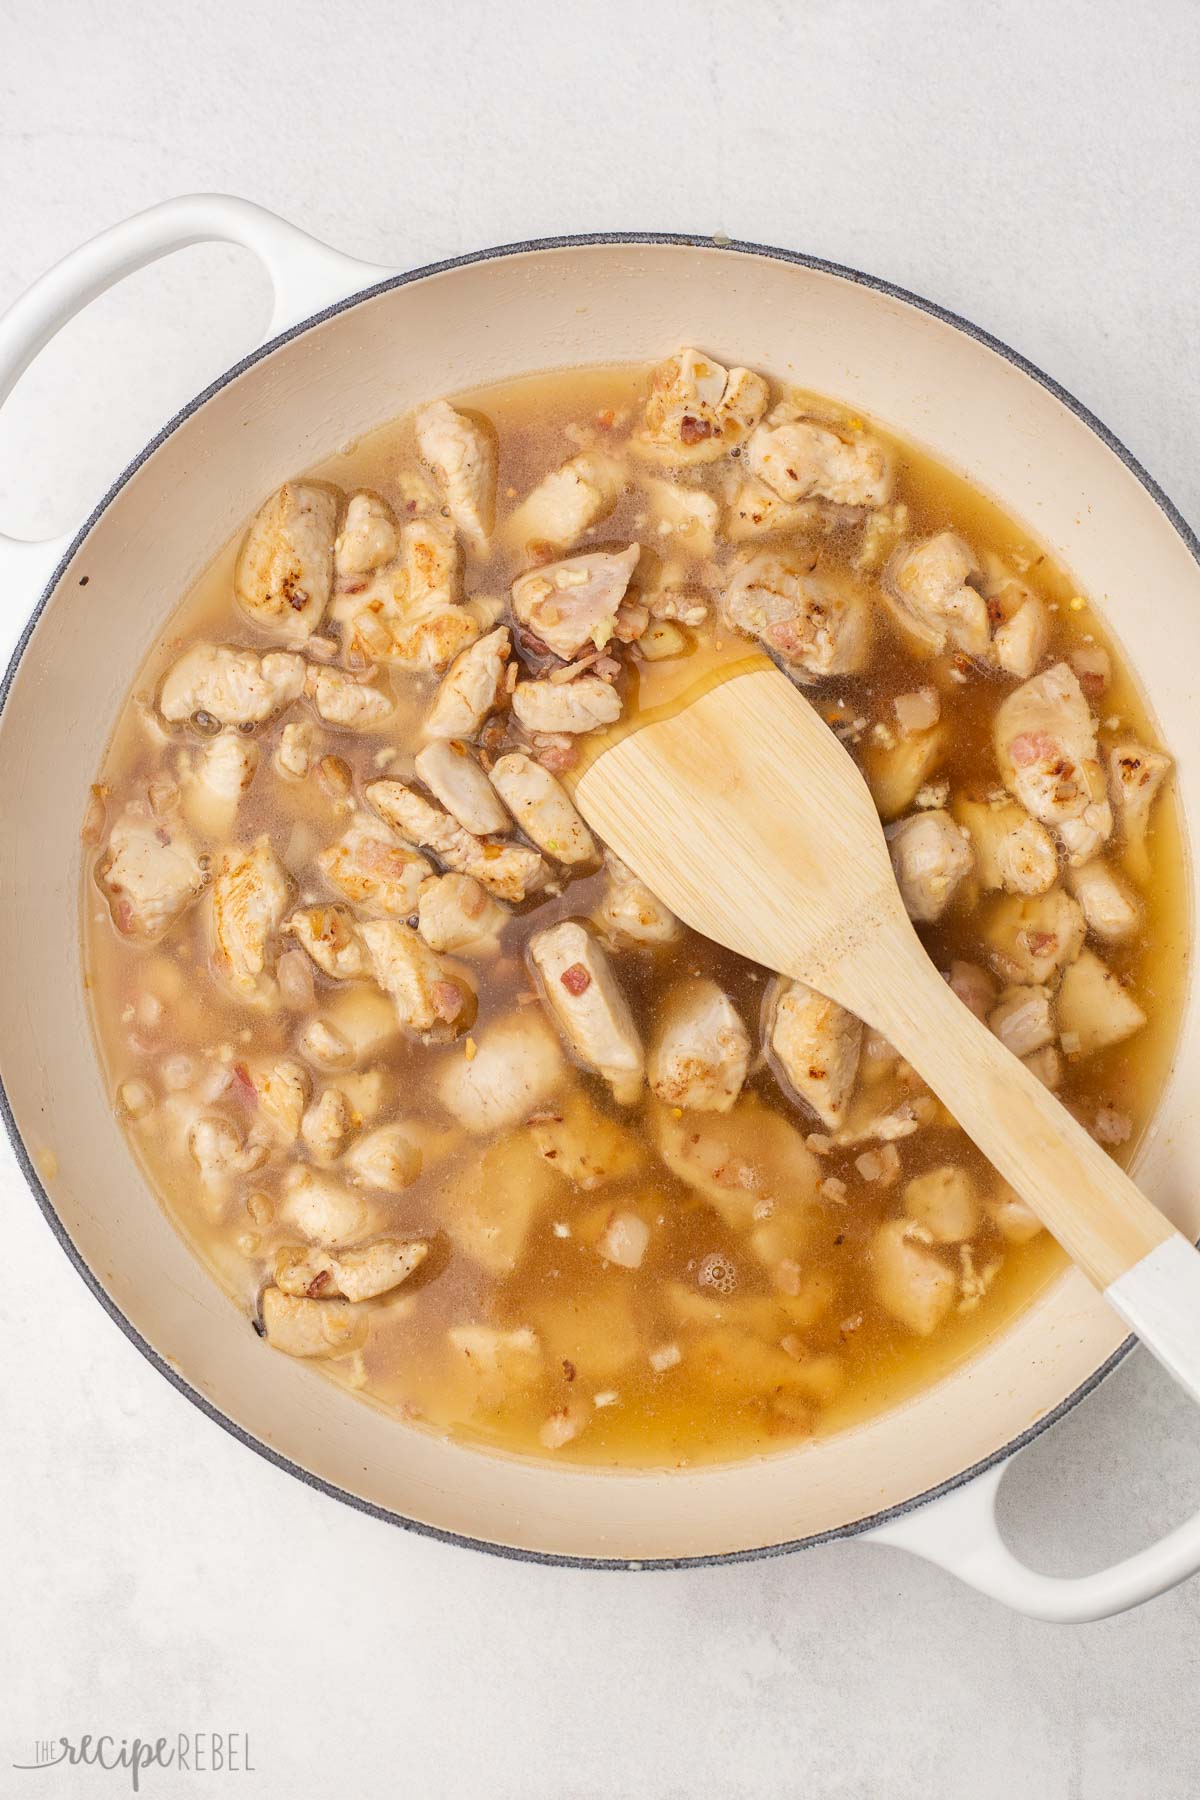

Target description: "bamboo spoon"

left=574, top=660, right=1200, bottom=1402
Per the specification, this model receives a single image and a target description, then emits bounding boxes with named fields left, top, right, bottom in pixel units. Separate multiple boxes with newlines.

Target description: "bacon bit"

left=679, top=414, right=713, bottom=445
left=560, top=962, right=591, bottom=996
left=533, top=738, right=578, bottom=774
left=306, top=1269, right=332, bottom=1298
left=1024, top=930, right=1057, bottom=958
left=432, top=980, right=463, bottom=1022
left=1009, top=731, right=1059, bottom=768
left=549, top=652, right=601, bottom=684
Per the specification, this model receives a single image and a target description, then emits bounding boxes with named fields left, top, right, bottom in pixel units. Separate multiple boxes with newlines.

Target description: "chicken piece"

left=367, top=780, right=548, bottom=901
left=424, top=626, right=510, bottom=739
left=187, top=1115, right=259, bottom=1188
left=994, top=663, right=1113, bottom=864
left=247, top=1056, right=310, bottom=1142
left=334, top=491, right=398, bottom=578
left=358, top=918, right=464, bottom=1035
left=318, top=817, right=433, bottom=918
left=447, top=1324, right=543, bottom=1406
left=260, top=1286, right=368, bottom=1358
left=273, top=719, right=318, bottom=783
left=747, top=413, right=893, bottom=508
left=306, top=665, right=394, bottom=731
left=986, top=1184, right=1045, bottom=1245
left=639, top=475, right=719, bottom=555
left=767, top=977, right=863, bottom=1130
left=488, top=752, right=596, bottom=864
left=504, top=450, right=626, bottom=552
left=441, top=1130, right=560, bottom=1274
left=527, top=1089, right=640, bottom=1189
left=885, top=811, right=973, bottom=923
left=414, top=738, right=509, bottom=836
left=883, top=533, right=989, bottom=658
left=184, top=732, right=258, bottom=837
left=1057, top=949, right=1146, bottom=1055
left=953, top=796, right=1059, bottom=895
left=529, top=920, right=645, bottom=1104
left=988, top=984, right=1056, bottom=1058
left=159, top=643, right=306, bottom=727
left=723, top=553, right=870, bottom=680
left=903, top=1167, right=979, bottom=1244
left=648, top=978, right=750, bottom=1113
left=100, top=805, right=206, bottom=940
left=993, top=593, right=1049, bottom=680
left=725, top=480, right=825, bottom=543
left=415, top=399, right=497, bottom=553
left=594, top=852, right=680, bottom=946
left=864, top=724, right=948, bottom=822
left=1065, top=859, right=1141, bottom=943
left=314, top=987, right=401, bottom=1068
left=234, top=481, right=337, bottom=645
left=343, top=515, right=477, bottom=672
left=416, top=872, right=506, bottom=956
left=210, top=838, right=293, bottom=996
left=872, top=1219, right=956, bottom=1335
left=1108, top=740, right=1172, bottom=882
left=510, top=675, right=623, bottom=736
left=855, top=501, right=911, bottom=574
left=653, top=1097, right=819, bottom=1269
left=281, top=1165, right=376, bottom=1245
left=343, top=1123, right=425, bottom=1191
left=948, top=959, right=998, bottom=1021
left=275, top=1238, right=427, bottom=1302
left=300, top=1086, right=354, bottom=1162
left=511, top=545, right=641, bottom=661
left=982, top=887, right=1085, bottom=985
left=436, top=1011, right=565, bottom=1135
left=1024, top=1045, right=1064, bottom=1090
left=285, top=904, right=372, bottom=980
left=635, top=349, right=768, bottom=465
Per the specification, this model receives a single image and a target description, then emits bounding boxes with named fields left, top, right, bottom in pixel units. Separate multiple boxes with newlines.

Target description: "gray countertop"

left=2, top=1, right=1199, bottom=1792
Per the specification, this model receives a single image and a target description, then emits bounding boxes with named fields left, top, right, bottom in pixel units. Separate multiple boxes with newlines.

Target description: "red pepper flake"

left=679, top=414, right=713, bottom=446
left=560, top=962, right=591, bottom=996
left=562, top=1358, right=577, bottom=1382
left=306, top=1270, right=332, bottom=1298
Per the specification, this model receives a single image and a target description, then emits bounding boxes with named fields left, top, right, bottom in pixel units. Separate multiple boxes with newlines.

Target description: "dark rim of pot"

left=2, top=230, right=1195, bottom=1570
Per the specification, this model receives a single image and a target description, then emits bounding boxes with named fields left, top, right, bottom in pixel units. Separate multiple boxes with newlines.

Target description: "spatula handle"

left=837, top=921, right=1200, bottom=1403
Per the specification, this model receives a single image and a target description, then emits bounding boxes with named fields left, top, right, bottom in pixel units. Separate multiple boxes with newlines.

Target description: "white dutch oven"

left=2, top=196, right=1197, bottom=1621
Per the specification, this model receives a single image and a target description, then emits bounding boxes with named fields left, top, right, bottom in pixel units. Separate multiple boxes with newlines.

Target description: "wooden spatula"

left=574, top=660, right=1200, bottom=1401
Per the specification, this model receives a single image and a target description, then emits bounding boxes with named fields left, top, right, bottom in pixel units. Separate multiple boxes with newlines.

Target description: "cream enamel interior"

left=2, top=240, right=1197, bottom=1562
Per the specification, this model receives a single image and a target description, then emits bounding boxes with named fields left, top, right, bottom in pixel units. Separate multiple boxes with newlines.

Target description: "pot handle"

left=866, top=1448, right=1200, bottom=1621
left=0, top=193, right=396, bottom=634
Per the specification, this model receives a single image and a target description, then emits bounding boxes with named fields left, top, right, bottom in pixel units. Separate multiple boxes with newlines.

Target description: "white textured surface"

left=2, top=0, right=1200, bottom=1793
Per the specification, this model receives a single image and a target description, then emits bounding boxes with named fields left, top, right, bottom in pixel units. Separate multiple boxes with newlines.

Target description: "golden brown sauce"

left=81, top=361, right=1187, bottom=1467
